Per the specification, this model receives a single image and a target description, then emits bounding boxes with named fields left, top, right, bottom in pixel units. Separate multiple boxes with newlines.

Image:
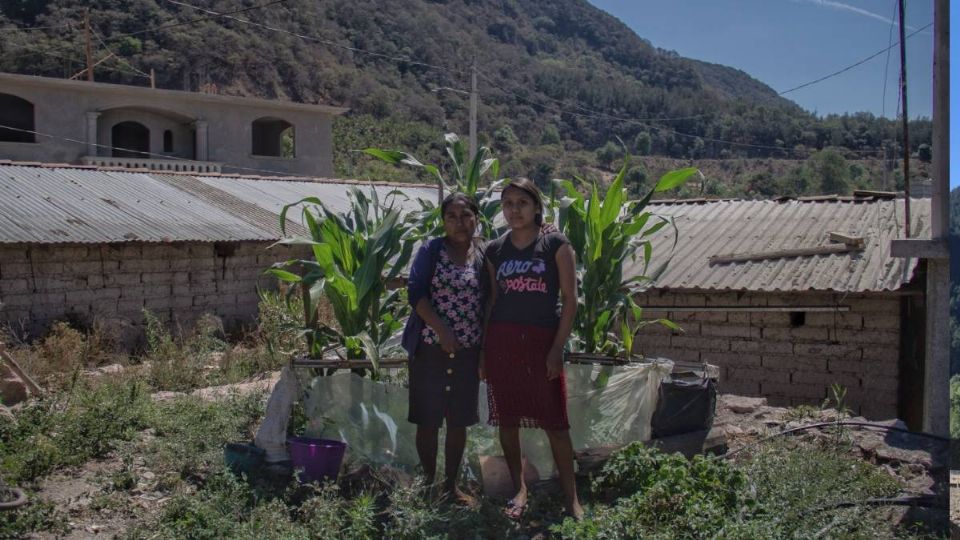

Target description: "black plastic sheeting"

left=650, top=376, right=717, bottom=438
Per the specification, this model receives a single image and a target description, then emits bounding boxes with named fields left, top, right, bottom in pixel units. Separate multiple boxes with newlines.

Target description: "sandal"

left=503, top=498, right=528, bottom=520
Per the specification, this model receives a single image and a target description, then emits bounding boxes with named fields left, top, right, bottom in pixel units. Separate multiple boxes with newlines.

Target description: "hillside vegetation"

left=0, top=0, right=932, bottom=193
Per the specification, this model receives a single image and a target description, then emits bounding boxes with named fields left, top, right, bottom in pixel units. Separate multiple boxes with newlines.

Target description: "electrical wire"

left=779, top=22, right=932, bottom=96
left=104, top=0, right=289, bottom=41
left=880, top=0, right=898, bottom=118
left=162, top=0, right=465, bottom=77
left=0, top=22, right=73, bottom=33
left=90, top=28, right=152, bottom=79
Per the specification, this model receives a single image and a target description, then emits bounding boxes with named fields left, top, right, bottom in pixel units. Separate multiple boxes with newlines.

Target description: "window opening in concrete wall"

left=251, top=117, right=295, bottom=158
left=111, top=121, right=150, bottom=158
left=790, top=311, right=806, bottom=327
left=0, top=93, right=35, bottom=143
left=163, top=130, right=173, bottom=153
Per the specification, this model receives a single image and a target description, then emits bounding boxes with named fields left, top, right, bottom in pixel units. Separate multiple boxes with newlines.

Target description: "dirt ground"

left=18, top=379, right=953, bottom=538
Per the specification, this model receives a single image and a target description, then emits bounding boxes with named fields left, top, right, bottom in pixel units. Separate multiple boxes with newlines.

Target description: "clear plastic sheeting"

left=300, top=360, right=673, bottom=479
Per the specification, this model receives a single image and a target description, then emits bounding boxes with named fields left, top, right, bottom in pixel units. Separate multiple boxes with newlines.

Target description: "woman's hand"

left=545, top=346, right=564, bottom=380
left=438, top=327, right=460, bottom=355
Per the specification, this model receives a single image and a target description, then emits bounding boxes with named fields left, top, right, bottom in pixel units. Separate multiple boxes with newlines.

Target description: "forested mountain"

left=0, top=0, right=932, bottom=190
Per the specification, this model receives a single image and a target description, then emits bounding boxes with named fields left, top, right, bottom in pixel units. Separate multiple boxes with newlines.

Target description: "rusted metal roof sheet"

left=637, top=198, right=929, bottom=292
left=0, top=165, right=276, bottom=243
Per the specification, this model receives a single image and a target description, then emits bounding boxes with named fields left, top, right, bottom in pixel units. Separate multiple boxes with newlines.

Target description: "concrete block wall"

left=632, top=289, right=903, bottom=420
left=0, top=241, right=301, bottom=346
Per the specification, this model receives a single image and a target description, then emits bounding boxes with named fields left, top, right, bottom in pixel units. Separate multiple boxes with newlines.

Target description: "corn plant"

left=363, top=133, right=504, bottom=237
left=266, top=188, right=416, bottom=373
left=553, top=158, right=698, bottom=357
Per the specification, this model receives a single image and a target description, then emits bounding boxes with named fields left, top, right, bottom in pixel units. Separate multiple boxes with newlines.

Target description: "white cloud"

left=795, top=0, right=919, bottom=30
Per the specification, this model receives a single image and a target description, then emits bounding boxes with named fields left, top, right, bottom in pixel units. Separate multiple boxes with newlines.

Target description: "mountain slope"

left=0, top=0, right=930, bottom=181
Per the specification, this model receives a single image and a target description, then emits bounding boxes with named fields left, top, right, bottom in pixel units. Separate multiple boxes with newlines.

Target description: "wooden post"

left=150, top=68, right=156, bottom=89
left=898, top=0, right=910, bottom=236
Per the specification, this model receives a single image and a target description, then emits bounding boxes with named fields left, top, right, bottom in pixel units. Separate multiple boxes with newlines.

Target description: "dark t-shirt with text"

left=485, top=231, right=569, bottom=328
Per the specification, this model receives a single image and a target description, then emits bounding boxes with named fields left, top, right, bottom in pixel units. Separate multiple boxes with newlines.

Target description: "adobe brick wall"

left=0, top=241, right=302, bottom=346
left=633, top=289, right=903, bottom=420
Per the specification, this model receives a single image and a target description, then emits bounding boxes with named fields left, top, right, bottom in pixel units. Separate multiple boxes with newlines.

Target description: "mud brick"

left=701, top=324, right=760, bottom=339
left=728, top=367, right=790, bottom=384
left=141, top=272, right=174, bottom=285
left=0, top=262, right=32, bottom=278
left=718, top=380, right=760, bottom=396
left=727, top=312, right=751, bottom=324
left=831, top=329, right=899, bottom=346
left=791, top=371, right=860, bottom=388
left=762, top=354, right=827, bottom=372
left=731, top=340, right=793, bottom=355
left=793, top=342, right=862, bottom=359
left=104, top=273, right=141, bottom=286
left=671, top=335, right=729, bottom=352
left=0, top=279, right=29, bottom=294
left=861, top=347, right=899, bottom=363
left=701, top=352, right=761, bottom=368
left=827, top=359, right=865, bottom=374
left=750, top=312, right=792, bottom=326
left=805, top=312, right=864, bottom=329
left=860, top=374, right=898, bottom=392
left=862, top=315, right=900, bottom=330
left=762, top=326, right=829, bottom=341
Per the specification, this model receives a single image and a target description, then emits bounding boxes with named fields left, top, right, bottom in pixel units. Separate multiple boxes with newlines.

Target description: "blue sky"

left=589, top=0, right=934, bottom=118
left=588, top=0, right=946, bottom=183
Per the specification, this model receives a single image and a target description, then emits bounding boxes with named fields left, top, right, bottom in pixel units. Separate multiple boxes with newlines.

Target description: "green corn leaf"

left=264, top=269, right=302, bottom=282
left=654, top=167, right=699, bottom=193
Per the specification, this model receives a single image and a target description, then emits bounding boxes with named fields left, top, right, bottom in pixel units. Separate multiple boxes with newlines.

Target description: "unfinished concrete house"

left=633, top=196, right=930, bottom=425
left=0, top=72, right=347, bottom=176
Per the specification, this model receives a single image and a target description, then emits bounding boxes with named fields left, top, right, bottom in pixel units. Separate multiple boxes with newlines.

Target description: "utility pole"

left=84, top=9, right=94, bottom=82
left=890, top=0, right=950, bottom=438
left=469, top=60, right=478, bottom=161
left=898, top=0, right=910, bottom=236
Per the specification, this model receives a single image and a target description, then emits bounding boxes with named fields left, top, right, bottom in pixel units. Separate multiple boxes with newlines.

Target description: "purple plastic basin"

left=287, top=436, right=347, bottom=483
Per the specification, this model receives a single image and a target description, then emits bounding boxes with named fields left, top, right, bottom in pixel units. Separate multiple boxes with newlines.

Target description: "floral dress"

left=420, top=245, right=483, bottom=348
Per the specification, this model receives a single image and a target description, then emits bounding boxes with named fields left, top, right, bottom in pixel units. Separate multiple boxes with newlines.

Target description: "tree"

left=918, top=143, right=932, bottom=163
left=493, top=125, right=518, bottom=153
left=746, top=172, right=777, bottom=198
left=633, top=132, right=652, bottom=155
left=596, top=141, right=624, bottom=168
left=541, top=124, right=561, bottom=145
left=807, top=148, right=850, bottom=195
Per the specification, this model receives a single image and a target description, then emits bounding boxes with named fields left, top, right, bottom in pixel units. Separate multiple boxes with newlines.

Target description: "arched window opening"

left=0, top=93, right=35, bottom=143
left=163, top=130, right=174, bottom=153
left=111, top=121, right=150, bottom=158
left=251, top=117, right=295, bottom=158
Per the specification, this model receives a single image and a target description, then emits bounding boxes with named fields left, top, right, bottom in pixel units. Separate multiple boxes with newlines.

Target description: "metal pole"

left=84, top=9, right=94, bottom=82
left=898, top=0, right=910, bottom=236
left=469, top=61, right=478, bottom=163
left=923, top=0, right=949, bottom=437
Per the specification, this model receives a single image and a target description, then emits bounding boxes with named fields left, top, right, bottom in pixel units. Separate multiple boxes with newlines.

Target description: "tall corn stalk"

left=363, top=133, right=504, bottom=237
left=554, top=158, right=698, bottom=357
left=265, top=188, right=416, bottom=374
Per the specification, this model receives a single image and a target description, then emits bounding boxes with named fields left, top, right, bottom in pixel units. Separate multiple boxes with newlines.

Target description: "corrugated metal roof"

left=635, top=198, right=929, bottom=292
left=0, top=166, right=277, bottom=243
left=0, top=163, right=441, bottom=244
left=191, top=175, right=438, bottom=232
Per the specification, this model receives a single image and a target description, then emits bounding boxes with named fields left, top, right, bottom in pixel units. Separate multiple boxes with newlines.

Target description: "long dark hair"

left=502, top=178, right=544, bottom=225
left=441, top=192, right=479, bottom=216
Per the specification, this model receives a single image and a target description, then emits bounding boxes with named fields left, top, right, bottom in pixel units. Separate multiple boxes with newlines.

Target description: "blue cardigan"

left=401, top=237, right=487, bottom=359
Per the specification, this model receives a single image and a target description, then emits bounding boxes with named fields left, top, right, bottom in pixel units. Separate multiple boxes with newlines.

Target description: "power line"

left=880, top=0, right=898, bottom=118
left=779, top=22, right=932, bottom=96
left=161, top=0, right=465, bottom=77
left=104, top=0, right=288, bottom=41
left=0, top=22, right=73, bottom=33
left=2, top=41, right=150, bottom=78
left=90, top=28, right=152, bottom=79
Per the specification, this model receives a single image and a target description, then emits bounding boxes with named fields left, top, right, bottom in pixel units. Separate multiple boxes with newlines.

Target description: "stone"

left=719, top=394, right=767, bottom=414
left=480, top=455, right=541, bottom=499
left=0, top=377, right=28, bottom=405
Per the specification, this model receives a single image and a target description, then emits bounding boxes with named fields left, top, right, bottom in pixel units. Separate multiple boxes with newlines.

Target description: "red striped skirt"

left=484, top=321, right=569, bottom=430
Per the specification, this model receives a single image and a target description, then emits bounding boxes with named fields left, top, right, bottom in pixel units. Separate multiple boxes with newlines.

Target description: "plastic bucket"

left=287, top=436, right=347, bottom=483
left=223, top=442, right=265, bottom=477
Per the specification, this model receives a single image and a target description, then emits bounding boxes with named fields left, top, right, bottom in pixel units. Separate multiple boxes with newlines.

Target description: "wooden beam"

left=638, top=305, right=851, bottom=313
left=0, top=342, right=44, bottom=397
left=828, top=232, right=865, bottom=248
